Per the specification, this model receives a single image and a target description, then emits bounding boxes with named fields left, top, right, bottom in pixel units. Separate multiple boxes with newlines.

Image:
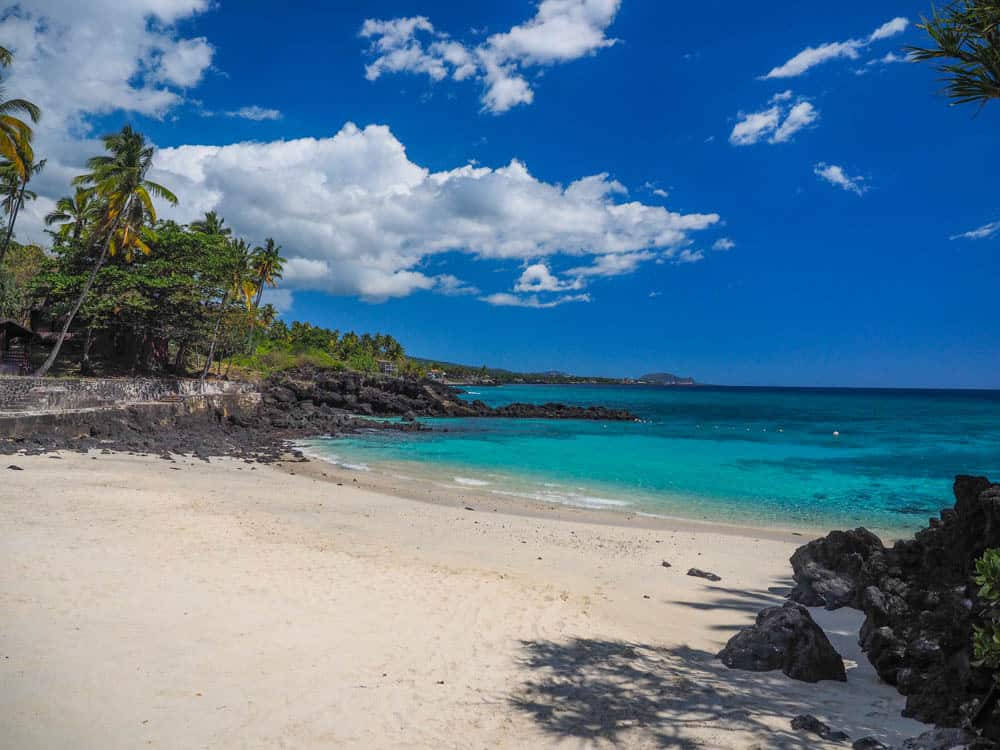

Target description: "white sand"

left=0, top=451, right=925, bottom=748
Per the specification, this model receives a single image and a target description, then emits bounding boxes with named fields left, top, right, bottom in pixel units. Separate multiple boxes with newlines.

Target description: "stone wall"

left=0, top=376, right=256, bottom=412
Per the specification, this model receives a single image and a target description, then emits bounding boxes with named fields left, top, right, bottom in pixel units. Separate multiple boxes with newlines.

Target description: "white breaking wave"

left=454, top=476, right=491, bottom=486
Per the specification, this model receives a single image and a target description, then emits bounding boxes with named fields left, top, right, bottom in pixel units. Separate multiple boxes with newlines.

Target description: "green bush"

left=973, top=549, right=1000, bottom=669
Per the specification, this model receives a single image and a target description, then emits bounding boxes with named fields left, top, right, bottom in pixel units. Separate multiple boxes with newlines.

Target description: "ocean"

left=301, top=384, right=1000, bottom=535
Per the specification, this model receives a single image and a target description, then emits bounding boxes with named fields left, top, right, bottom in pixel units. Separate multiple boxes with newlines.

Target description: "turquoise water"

left=304, top=385, right=1000, bottom=534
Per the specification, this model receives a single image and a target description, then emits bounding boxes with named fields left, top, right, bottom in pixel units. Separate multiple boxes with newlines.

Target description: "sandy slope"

left=0, top=451, right=925, bottom=748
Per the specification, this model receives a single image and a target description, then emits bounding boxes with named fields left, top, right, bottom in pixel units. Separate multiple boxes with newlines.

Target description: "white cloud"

left=950, top=221, right=1000, bottom=241
left=869, top=17, right=910, bottom=42
left=434, top=274, right=480, bottom=296
left=361, top=0, right=622, bottom=113
left=648, top=291, right=662, bottom=298
left=764, top=17, right=909, bottom=78
left=0, top=0, right=215, bottom=214
left=771, top=101, right=819, bottom=143
left=481, top=292, right=591, bottom=308
left=671, top=249, right=704, bottom=264
left=567, top=251, right=657, bottom=277
left=226, top=106, right=283, bottom=121
left=5, top=2, right=723, bottom=307
left=148, top=123, right=720, bottom=301
left=814, top=162, right=867, bottom=196
left=260, top=288, right=294, bottom=314
left=514, top=263, right=585, bottom=292
left=730, top=95, right=818, bottom=146
left=712, top=237, right=735, bottom=251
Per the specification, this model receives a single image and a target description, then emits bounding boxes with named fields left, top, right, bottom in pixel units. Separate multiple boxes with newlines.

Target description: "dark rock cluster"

left=718, top=601, right=847, bottom=683
left=0, top=367, right=638, bottom=461
left=788, top=476, right=1000, bottom=735
left=262, top=368, right=638, bottom=422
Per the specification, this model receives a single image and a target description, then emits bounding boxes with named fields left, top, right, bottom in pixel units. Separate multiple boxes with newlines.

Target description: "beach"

left=1, top=450, right=926, bottom=748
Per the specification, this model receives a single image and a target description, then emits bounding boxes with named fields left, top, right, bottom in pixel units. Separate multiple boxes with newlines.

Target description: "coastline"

left=289, top=441, right=917, bottom=543
left=1, top=448, right=925, bottom=748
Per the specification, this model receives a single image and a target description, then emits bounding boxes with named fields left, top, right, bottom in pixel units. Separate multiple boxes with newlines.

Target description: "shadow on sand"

left=510, top=579, right=909, bottom=748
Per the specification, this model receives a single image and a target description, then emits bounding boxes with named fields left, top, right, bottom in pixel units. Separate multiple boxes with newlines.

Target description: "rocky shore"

left=0, top=367, right=637, bottom=460
left=717, top=476, right=1000, bottom=747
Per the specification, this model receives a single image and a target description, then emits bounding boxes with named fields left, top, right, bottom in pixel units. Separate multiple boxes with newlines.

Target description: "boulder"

left=789, top=527, right=885, bottom=609
left=718, top=601, right=847, bottom=682
left=897, top=728, right=996, bottom=749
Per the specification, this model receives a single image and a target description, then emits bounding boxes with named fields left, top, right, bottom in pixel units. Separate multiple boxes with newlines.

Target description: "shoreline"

left=1, top=449, right=926, bottom=748
left=288, top=441, right=917, bottom=544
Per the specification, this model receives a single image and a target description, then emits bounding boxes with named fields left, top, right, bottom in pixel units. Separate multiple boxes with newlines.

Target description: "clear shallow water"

left=303, top=385, right=1000, bottom=534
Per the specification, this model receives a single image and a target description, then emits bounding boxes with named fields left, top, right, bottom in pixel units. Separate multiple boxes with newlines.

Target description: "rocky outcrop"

left=786, top=477, right=1000, bottom=735
left=718, top=601, right=847, bottom=683
left=262, top=368, right=638, bottom=422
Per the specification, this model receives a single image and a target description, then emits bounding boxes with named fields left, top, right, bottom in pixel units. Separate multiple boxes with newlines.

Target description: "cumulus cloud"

left=763, top=16, right=909, bottom=78
left=950, top=221, right=1000, bottom=241
left=226, top=105, right=283, bottom=121
left=730, top=95, right=818, bottom=145
left=0, top=0, right=215, bottom=215
left=148, top=123, right=720, bottom=301
left=814, top=162, right=867, bottom=196
left=712, top=237, right=735, bottom=251
left=4, top=1, right=722, bottom=308
left=360, top=0, right=622, bottom=113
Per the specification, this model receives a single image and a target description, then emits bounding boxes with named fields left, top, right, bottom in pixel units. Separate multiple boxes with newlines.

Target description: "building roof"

left=0, top=318, right=34, bottom=341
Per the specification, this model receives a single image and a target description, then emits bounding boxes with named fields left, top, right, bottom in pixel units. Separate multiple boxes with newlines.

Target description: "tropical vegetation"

left=909, top=0, right=1000, bottom=108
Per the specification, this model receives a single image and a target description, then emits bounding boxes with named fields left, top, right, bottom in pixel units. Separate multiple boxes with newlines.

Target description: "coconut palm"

left=0, top=46, right=41, bottom=180
left=44, top=188, right=101, bottom=242
left=201, top=238, right=255, bottom=379
left=250, top=238, right=284, bottom=310
left=246, top=238, right=285, bottom=349
left=35, top=125, right=177, bottom=376
left=908, top=0, right=1000, bottom=108
left=0, top=138, right=44, bottom=265
left=191, top=210, right=232, bottom=238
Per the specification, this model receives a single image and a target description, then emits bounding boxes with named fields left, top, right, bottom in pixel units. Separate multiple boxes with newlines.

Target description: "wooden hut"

left=0, top=319, right=34, bottom=375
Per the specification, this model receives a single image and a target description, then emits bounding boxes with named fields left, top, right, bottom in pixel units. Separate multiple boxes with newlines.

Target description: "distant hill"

left=638, top=372, right=696, bottom=385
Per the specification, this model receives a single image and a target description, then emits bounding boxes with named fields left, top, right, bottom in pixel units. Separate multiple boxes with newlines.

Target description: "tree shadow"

left=509, top=579, right=916, bottom=748
left=510, top=638, right=822, bottom=747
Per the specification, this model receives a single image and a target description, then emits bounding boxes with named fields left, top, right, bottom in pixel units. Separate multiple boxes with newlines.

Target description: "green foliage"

left=973, top=548, right=1000, bottom=669
left=909, top=0, right=1000, bottom=108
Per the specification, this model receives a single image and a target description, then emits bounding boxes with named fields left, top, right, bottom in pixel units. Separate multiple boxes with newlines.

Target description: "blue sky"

left=5, top=0, right=999, bottom=387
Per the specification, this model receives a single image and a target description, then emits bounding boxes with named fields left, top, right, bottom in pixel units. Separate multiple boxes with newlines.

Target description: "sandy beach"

left=1, top=450, right=926, bottom=748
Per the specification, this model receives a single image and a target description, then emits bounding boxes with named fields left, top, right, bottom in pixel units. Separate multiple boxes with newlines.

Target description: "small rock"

left=661, top=560, right=672, bottom=568
left=852, top=738, right=889, bottom=750
left=6, top=465, right=23, bottom=470
left=687, top=568, right=721, bottom=582
left=791, top=714, right=849, bottom=742
left=464, top=506, right=475, bottom=511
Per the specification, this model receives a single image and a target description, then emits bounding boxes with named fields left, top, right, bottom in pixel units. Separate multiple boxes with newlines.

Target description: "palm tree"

left=250, top=238, right=284, bottom=310
left=0, top=138, right=44, bottom=265
left=44, top=188, right=101, bottom=242
left=0, top=46, right=41, bottom=182
left=191, top=210, right=231, bottom=238
left=908, top=0, right=1000, bottom=108
left=201, top=238, right=255, bottom=379
left=35, top=125, right=177, bottom=376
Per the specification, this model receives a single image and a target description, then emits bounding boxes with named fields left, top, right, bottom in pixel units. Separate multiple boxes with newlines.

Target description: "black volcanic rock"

left=787, top=476, right=1000, bottom=735
left=789, top=527, right=885, bottom=609
left=718, top=601, right=847, bottom=683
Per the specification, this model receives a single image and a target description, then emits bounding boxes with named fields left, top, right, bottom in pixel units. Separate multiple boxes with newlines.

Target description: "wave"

left=454, top=476, right=491, bottom=487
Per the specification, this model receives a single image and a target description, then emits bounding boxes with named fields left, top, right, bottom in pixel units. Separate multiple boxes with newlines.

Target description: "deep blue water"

left=303, top=385, right=1000, bottom=534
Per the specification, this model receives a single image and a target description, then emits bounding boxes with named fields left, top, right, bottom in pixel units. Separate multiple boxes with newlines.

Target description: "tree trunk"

left=0, top=179, right=26, bottom=268
left=173, top=340, right=188, bottom=374
left=34, top=240, right=111, bottom=377
left=80, top=325, right=94, bottom=376
left=201, top=292, right=229, bottom=381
